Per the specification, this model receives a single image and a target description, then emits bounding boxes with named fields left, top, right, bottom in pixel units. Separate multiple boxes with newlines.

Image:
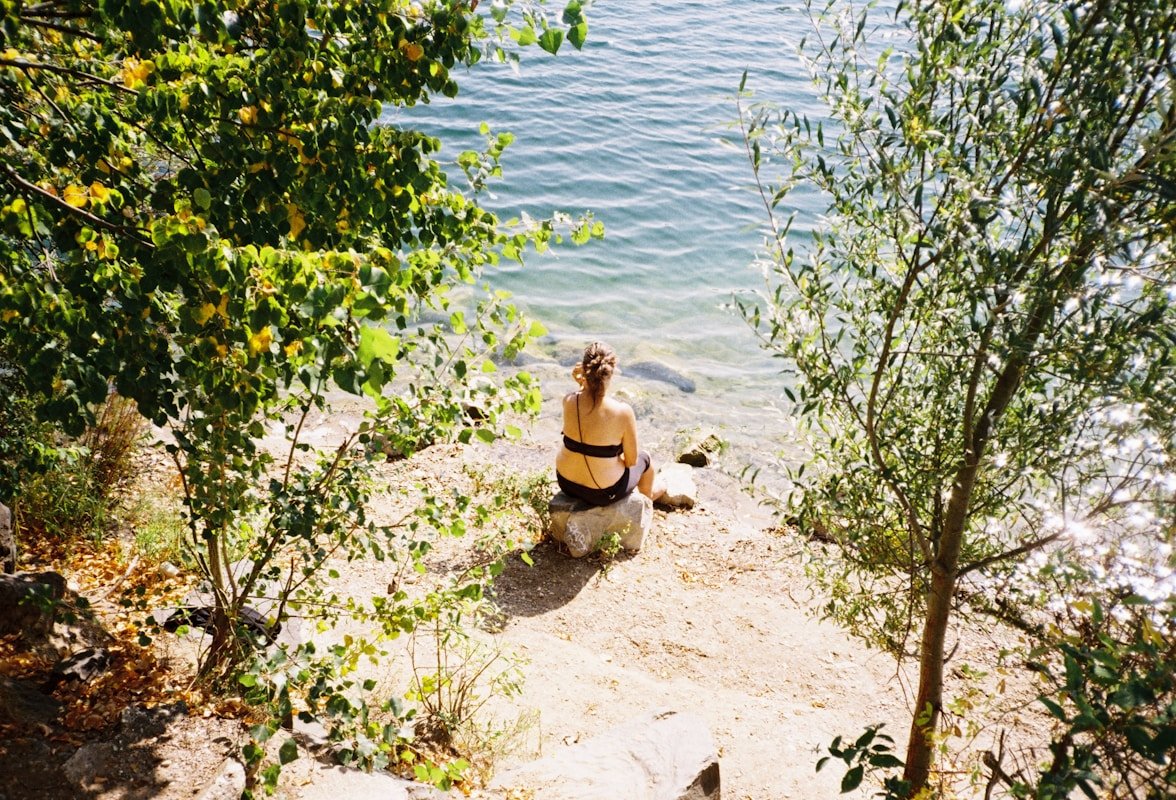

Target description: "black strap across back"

left=565, top=392, right=623, bottom=458
left=564, top=392, right=623, bottom=488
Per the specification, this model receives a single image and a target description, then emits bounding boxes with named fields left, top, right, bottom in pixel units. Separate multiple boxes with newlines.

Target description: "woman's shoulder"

left=602, top=396, right=635, bottom=419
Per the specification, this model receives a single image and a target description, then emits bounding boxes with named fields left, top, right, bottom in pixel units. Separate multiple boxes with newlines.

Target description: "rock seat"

left=548, top=491, right=652, bottom=557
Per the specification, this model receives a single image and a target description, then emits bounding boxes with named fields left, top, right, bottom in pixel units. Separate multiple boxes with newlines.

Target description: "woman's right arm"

left=620, top=404, right=639, bottom=468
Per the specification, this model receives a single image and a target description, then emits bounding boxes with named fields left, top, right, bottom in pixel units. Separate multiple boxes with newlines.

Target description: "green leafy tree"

left=0, top=0, right=597, bottom=685
left=742, top=0, right=1175, bottom=794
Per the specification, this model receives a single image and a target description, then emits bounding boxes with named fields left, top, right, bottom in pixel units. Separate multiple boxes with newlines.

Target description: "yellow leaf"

left=193, top=303, right=215, bottom=325
left=1142, top=615, right=1162, bottom=646
left=120, top=57, right=153, bottom=88
left=89, top=181, right=111, bottom=204
left=1, top=310, right=18, bottom=323
left=63, top=185, right=88, bottom=208
left=286, top=203, right=306, bottom=239
left=284, top=340, right=302, bottom=357
left=248, top=326, right=273, bottom=356
left=215, top=294, right=229, bottom=319
left=238, top=105, right=258, bottom=126
left=401, top=41, right=424, bottom=62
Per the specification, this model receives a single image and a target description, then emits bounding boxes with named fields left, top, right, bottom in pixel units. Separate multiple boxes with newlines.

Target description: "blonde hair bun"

left=580, top=341, right=617, bottom=401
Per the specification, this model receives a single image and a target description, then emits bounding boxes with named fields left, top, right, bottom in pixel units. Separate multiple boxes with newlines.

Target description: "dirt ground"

left=387, top=438, right=916, bottom=800
left=261, top=379, right=937, bottom=800
left=1, top=369, right=1039, bottom=799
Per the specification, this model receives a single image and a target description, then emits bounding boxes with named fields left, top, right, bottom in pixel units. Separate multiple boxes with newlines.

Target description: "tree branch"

left=957, top=531, right=1062, bottom=578
left=0, top=163, right=153, bottom=247
left=0, top=57, right=135, bottom=95
left=19, top=14, right=103, bottom=42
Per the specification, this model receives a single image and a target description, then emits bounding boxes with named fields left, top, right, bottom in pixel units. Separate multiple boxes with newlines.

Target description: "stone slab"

left=548, top=491, right=652, bottom=557
left=658, top=463, right=698, bottom=510
left=491, top=709, right=720, bottom=800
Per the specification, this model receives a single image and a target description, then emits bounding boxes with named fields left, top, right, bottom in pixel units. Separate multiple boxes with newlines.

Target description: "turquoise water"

left=387, top=1, right=832, bottom=447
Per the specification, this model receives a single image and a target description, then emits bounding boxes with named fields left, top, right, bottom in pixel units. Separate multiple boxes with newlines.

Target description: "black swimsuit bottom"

left=557, top=469, right=631, bottom=507
left=557, top=450, right=652, bottom=507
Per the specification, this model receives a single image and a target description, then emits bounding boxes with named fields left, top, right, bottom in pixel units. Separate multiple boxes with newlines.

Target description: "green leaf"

left=279, top=738, right=299, bottom=765
left=568, top=23, right=588, bottom=50
left=358, top=325, right=400, bottom=366
left=262, top=763, right=280, bottom=789
left=538, top=28, right=563, bottom=55
left=561, top=1, right=584, bottom=25
left=516, top=25, right=537, bottom=46
left=840, top=764, right=864, bottom=793
left=1124, top=726, right=1161, bottom=762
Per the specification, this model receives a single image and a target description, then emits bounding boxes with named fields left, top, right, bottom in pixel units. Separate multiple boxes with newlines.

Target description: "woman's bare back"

left=555, top=391, right=637, bottom=488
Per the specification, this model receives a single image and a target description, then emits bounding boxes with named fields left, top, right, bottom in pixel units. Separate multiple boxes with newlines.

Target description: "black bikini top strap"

left=576, top=391, right=603, bottom=489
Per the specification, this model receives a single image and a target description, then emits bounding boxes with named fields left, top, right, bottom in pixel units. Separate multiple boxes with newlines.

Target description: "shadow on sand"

left=488, top=539, right=634, bottom=619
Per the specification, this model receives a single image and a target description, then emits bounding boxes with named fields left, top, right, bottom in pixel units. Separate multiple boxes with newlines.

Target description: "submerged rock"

left=625, top=361, right=697, bottom=393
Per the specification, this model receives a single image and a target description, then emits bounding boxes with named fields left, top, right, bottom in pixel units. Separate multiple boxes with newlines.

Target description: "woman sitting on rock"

left=556, top=342, right=665, bottom=506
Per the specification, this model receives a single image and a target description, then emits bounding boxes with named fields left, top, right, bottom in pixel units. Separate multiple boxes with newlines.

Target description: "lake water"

left=387, top=0, right=836, bottom=460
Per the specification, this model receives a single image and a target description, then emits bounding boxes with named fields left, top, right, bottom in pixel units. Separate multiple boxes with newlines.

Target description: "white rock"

left=292, top=764, right=447, bottom=800
left=195, top=758, right=246, bottom=800
left=491, top=708, right=720, bottom=800
left=548, top=491, right=652, bottom=557
left=658, top=463, right=698, bottom=510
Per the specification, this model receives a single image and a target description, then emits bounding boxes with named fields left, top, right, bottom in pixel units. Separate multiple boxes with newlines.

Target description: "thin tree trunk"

left=902, top=346, right=1032, bottom=793
left=903, top=562, right=957, bottom=791
left=198, top=529, right=236, bottom=680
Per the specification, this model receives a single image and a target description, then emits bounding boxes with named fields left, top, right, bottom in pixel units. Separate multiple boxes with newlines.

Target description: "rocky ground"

left=0, top=362, right=1041, bottom=799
